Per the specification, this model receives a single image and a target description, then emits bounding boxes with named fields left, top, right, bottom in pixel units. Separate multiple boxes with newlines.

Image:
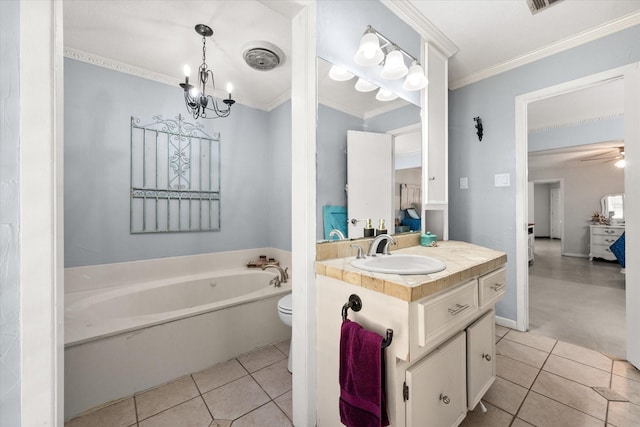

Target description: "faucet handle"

left=283, top=267, right=289, bottom=280
left=350, top=244, right=365, bottom=259
left=269, top=276, right=281, bottom=287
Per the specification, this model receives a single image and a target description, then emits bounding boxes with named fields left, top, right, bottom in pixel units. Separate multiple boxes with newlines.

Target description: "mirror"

left=601, top=193, right=625, bottom=223
left=316, top=57, right=422, bottom=242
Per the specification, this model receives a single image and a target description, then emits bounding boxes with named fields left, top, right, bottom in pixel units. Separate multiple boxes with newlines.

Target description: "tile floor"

left=461, top=326, right=640, bottom=427
left=66, top=328, right=640, bottom=427
left=65, top=340, right=292, bottom=427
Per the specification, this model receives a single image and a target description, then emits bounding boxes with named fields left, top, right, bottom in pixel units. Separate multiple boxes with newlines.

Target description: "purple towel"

left=339, top=320, right=389, bottom=427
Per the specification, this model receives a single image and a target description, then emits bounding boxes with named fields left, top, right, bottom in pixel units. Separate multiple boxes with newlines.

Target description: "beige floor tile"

left=237, top=345, right=286, bottom=373
left=481, top=377, right=528, bottom=415
left=231, top=402, right=292, bottom=427
left=202, top=375, right=269, bottom=420
left=543, top=354, right=611, bottom=387
left=611, top=375, right=640, bottom=405
left=511, top=419, right=535, bottom=427
left=613, top=360, right=640, bottom=383
left=459, top=401, right=513, bottom=426
left=138, top=397, right=211, bottom=427
left=592, top=387, right=628, bottom=402
left=531, top=371, right=607, bottom=420
left=210, top=421, right=232, bottom=427
left=274, top=391, right=292, bottom=421
left=495, top=325, right=510, bottom=338
left=65, top=398, right=136, bottom=427
left=496, top=338, right=549, bottom=369
left=192, top=358, right=248, bottom=394
left=251, top=359, right=292, bottom=399
left=135, top=376, right=199, bottom=421
left=503, top=330, right=556, bottom=353
left=518, top=392, right=603, bottom=427
left=552, top=341, right=613, bottom=372
left=496, top=354, right=540, bottom=388
left=274, top=339, right=291, bottom=357
left=607, top=401, right=640, bottom=427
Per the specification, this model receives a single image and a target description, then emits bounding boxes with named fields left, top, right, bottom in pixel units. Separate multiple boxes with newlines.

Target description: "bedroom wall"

left=449, top=23, right=640, bottom=321
left=65, top=59, right=291, bottom=267
left=530, top=162, right=624, bottom=256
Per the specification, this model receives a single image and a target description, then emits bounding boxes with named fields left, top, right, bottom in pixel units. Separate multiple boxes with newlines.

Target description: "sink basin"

left=350, top=254, right=446, bottom=275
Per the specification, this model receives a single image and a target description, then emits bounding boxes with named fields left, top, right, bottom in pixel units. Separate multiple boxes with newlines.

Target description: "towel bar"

left=342, top=294, right=394, bottom=349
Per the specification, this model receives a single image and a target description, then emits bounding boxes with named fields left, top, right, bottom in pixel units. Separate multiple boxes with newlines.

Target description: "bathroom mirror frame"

left=316, top=56, right=423, bottom=243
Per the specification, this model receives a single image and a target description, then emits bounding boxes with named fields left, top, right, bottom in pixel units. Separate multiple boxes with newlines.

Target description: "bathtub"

left=64, top=266, right=291, bottom=419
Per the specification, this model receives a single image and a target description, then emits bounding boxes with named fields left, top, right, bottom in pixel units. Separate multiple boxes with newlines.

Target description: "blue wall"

left=0, top=2, right=21, bottom=424
left=529, top=115, right=623, bottom=152
left=449, top=24, right=640, bottom=321
left=65, top=59, right=291, bottom=267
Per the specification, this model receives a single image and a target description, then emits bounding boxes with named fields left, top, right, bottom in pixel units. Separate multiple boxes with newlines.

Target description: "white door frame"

left=515, top=63, right=640, bottom=367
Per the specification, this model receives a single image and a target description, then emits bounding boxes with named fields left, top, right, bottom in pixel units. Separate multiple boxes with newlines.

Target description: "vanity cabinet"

left=315, top=243, right=506, bottom=427
left=405, top=332, right=467, bottom=427
left=589, top=225, right=624, bottom=261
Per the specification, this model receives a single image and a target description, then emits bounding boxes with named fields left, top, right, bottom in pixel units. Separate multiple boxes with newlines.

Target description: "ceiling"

left=63, top=0, right=640, bottom=116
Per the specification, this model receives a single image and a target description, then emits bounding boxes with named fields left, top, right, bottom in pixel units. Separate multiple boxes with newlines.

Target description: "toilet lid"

left=278, top=293, right=292, bottom=312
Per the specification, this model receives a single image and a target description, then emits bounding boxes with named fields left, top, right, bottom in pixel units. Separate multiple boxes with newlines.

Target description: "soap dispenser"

left=363, top=219, right=374, bottom=237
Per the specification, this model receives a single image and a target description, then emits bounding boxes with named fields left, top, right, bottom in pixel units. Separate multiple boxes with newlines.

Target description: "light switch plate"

left=494, top=173, right=510, bottom=187
left=460, top=177, right=468, bottom=189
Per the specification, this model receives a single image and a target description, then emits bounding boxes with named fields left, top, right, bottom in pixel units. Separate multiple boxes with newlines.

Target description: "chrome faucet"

left=328, top=229, right=346, bottom=240
left=262, top=264, right=289, bottom=285
left=367, top=234, right=396, bottom=256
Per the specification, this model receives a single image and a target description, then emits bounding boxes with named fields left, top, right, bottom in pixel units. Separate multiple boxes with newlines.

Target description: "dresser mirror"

left=601, top=193, right=624, bottom=222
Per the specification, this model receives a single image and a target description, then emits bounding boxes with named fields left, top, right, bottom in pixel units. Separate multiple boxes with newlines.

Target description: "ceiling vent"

left=526, top=0, right=564, bottom=15
left=243, top=41, right=284, bottom=71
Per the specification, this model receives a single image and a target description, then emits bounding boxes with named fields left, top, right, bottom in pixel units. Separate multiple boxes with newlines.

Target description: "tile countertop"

left=316, top=240, right=507, bottom=303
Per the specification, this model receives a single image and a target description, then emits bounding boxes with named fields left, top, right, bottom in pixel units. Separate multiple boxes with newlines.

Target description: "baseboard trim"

left=562, top=253, right=589, bottom=258
left=496, top=315, right=518, bottom=330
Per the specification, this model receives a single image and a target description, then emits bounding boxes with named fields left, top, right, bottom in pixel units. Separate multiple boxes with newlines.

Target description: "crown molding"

left=267, top=89, right=293, bottom=112
left=381, top=0, right=458, bottom=58
left=63, top=47, right=268, bottom=112
left=450, top=11, right=640, bottom=90
left=529, top=113, right=624, bottom=133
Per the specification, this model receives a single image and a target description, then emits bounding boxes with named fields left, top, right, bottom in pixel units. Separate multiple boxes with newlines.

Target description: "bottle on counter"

left=363, top=218, right=375, bottom=237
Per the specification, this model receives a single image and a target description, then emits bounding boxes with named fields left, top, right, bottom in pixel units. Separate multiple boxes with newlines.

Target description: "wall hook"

left=474, top=116, right=483, bottom=141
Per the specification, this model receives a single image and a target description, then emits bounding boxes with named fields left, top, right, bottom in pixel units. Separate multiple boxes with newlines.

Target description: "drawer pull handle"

left=448, top=303, right=470, bottom=316
left=482, top=353, right=492, bottom=362
left=440, top=394, right=450, bottom=404
left=491, top=283, right=505, bottom=292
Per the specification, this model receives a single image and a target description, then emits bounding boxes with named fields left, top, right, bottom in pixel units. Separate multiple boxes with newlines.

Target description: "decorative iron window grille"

left=130, top=115, right=221, bottom=233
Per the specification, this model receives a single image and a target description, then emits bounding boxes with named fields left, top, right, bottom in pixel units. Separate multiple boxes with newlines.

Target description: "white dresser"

left=589, top=225, right=624, bottom=261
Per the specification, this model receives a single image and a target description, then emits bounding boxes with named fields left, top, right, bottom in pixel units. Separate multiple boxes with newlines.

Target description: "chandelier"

left=179, top=24, right=235, bottom=119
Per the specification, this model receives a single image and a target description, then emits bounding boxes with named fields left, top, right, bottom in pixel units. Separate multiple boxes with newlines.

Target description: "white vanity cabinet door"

left=466, top=310, right=496, bottom=410
left=405, top=332, right=467, bottom=427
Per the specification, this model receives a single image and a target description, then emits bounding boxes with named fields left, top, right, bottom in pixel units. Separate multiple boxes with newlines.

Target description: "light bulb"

left=354, top=32, right=384, bottom=66
left=329, top=65, right=355, bottom=82
left=183, top=64, right=191, bottom=77
left=189, top=87, right=199, bottom=98
left=615, top=159, right=626, bottom=168
left=354, top=78, right=378, bottom=93
left=380, top=49, right=408, bottom=80
left=226, top=83, right=233, bottom=95
left=376, top=88, right=398, bottom=102
left=402, top=62, right=429, bottom=91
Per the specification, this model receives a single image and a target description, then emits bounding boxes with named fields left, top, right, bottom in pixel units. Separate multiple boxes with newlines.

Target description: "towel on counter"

left=339, top=319, right=389, bottom=427
left=610, top=232, right=626, bottom=268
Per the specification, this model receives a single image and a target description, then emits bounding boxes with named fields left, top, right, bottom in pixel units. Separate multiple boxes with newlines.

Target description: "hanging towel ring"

left=341, top=294, right=393, bottom=348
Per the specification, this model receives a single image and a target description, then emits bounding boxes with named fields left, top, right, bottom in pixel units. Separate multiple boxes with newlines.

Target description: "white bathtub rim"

left=65, top=275, right=291, bottom=348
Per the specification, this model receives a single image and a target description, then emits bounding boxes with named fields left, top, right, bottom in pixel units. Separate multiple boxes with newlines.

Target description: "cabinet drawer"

left=406, top=332, right=467, bottom=427
left=591, top=245, right=617, bottom=261
left=591, top=234, right=620, bottom=246
left=478, top=268, right=506, bottom=308
left=591, top=227, right=624, bottom=237
left=418, top=280, right=478, bottom=347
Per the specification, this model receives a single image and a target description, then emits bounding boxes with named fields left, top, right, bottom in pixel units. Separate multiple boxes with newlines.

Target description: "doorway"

left=515, top=63, right=640, bottom=366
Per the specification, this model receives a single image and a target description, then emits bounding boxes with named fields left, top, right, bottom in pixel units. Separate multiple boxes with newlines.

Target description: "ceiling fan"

left=580, top=147, right=625, bottom=167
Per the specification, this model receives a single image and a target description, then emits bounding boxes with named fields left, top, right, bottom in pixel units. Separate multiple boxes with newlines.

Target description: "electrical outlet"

left=460, top=177, right=468, bottom=189
left=494, top=173, right=510, bottom=187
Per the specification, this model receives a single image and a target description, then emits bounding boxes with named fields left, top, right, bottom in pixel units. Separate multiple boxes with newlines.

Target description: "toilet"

left=277, top=293, right=293, bottom=373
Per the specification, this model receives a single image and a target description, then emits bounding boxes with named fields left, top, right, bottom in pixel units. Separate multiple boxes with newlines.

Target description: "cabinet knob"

left=482, top=353, right=492, bottom=362
left=439, top=394, right=450, bottom=405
